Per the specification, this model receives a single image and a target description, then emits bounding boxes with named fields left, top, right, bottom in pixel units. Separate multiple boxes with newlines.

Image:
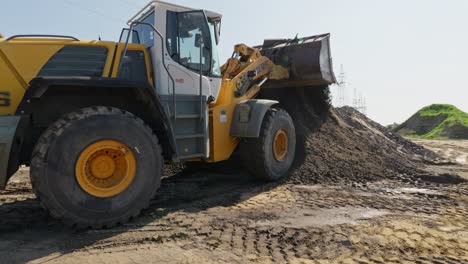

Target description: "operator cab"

left=122, top=1, right=223, bottom=103
left=121, top=1, right=224, bottom=160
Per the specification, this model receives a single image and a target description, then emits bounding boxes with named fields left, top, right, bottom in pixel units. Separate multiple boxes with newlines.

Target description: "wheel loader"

left=0, top=1, right=335, bottom=227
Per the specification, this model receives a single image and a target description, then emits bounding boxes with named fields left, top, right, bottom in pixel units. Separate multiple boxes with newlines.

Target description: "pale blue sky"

left=1, top=0, right=467, bottom=125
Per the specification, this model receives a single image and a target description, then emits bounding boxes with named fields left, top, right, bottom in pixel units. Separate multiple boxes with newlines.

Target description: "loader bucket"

left=259, top=33, right=336, bottom=88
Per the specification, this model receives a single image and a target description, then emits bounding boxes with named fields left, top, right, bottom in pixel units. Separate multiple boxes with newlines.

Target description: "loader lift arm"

left=221, top=44, right=289, bottom=98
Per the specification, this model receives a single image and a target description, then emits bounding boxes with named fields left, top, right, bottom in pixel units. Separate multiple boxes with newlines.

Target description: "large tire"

left=30, top=106, right=163, bottom=228
left=240, top=108, right=296, bottom=181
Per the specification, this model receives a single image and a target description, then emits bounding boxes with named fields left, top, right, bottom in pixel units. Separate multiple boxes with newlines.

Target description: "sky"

left=1, top=0, right=467, bottom=125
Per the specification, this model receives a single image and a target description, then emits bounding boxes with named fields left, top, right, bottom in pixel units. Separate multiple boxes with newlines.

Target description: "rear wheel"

left=30, top=107, right=162, bottom=228
left=240, top=108, right=296, bottom=181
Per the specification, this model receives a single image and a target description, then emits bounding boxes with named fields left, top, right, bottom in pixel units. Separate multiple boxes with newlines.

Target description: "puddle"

left=397, top=188, right=442, bottom=195
left=456, top=154, right=467, bottom=165
left=255, top=207, right=389, bottom=228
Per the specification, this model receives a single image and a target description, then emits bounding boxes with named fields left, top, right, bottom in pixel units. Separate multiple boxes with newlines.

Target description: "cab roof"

left=128, top=0, right=222, bottom=24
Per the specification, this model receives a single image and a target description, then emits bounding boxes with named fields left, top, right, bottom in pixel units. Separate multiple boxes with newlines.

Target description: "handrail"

left=198, top=40, right=204, bottom=121
left=119, top=22, right=177, bottom=121
left=6, top=34, right=79, bottom=41
left=127, top=1, right=196, bottom=25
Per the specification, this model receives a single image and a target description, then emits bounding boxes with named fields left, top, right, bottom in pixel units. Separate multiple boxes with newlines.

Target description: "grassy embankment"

left=395, top=104, right=468, bottom=139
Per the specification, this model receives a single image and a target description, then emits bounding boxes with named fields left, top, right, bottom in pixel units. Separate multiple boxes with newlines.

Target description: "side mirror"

left=195, top=33, right=203, bottom=48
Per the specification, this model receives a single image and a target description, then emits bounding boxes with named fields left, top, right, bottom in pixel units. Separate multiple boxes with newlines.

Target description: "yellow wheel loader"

left=0, top=1, right=335, bottom=227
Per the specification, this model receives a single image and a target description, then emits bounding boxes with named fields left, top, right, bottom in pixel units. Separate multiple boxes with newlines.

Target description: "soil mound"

left=394, top=104, right=468, bottom=139
left=287, top=106, right=438, bottom=184
left=259, top=87, right=438, bottom=185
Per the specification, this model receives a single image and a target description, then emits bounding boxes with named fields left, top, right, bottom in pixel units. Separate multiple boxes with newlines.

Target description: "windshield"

left=208, top=21, right=221, bottom=77
left=166, top=11, right=213, bottom=76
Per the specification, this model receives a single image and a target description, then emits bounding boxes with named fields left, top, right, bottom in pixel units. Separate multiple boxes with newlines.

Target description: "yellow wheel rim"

left=75, top=140, right=136, bottom=198
left=273, top=129, right=289, bottom=161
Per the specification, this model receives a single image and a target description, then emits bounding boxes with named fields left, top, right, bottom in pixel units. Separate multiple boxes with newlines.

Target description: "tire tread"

left=241, top=108, right=294, bottom=181
left=30, top=106, right=162, bottom=228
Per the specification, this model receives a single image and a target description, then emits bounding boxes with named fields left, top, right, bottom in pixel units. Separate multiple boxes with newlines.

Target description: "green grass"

left=418, top=104, right=468, bottom=124
left=397, top=104, right=468, bottom=139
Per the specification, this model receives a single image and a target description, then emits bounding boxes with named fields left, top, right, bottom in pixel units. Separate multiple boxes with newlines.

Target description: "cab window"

left=133, top=12, right=155, bottom=47
left=166, top=11, right=213, bottom=76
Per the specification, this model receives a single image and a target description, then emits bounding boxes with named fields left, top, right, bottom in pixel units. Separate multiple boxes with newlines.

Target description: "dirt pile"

left=258, top=87, right=438, bottom=185
left=288, top=105, right=439, bottom=185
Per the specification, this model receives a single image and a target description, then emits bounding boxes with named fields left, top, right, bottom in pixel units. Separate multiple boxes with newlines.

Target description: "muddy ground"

left=0, top=140, right=466, bottom=263
left=0, top=105, right=467, bottom=263
left=412, top=139, right=468, bottom=180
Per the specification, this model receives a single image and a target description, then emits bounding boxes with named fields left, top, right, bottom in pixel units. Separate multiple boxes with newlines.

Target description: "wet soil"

left=412, top=139, right=468, bottom=181
left=1, top=162, right=466, bottom=263
left=0, top=105, right=467, bottom=263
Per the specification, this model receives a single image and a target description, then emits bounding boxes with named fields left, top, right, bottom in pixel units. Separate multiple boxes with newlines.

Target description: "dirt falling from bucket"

left=260, top=87, right=438, bottom=185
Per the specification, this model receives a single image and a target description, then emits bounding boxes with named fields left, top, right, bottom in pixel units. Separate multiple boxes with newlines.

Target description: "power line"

left=116, top=0, right=144, bottom=9
left=62, top=0, right=127, bottom=24
left=336, top=64, right=346, bottom=107
left=334, top=64, right=368, bottom=115
left=353, top=89, right=367, bottom=115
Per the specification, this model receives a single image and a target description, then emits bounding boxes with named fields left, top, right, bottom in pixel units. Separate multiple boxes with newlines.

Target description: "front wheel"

left=240, top=108, right=296, bottom=181
left=30, top=107, right=163, bottom=228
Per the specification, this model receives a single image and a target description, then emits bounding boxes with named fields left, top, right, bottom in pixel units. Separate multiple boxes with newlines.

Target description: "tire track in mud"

left=68, top=178, right=467, bottom=263
left=0, top=168, right=467, bottom=263
left=1, top=103, right=467, bottom=263
left=182, top=182, right=467, bottom=263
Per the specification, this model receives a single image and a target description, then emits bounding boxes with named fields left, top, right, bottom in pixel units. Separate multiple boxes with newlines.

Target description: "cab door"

left=165, top=10, right=221, bottom=101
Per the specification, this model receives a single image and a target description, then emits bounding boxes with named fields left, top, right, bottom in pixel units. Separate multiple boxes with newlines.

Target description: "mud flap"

left=0, top=116, right=20, bottom=190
